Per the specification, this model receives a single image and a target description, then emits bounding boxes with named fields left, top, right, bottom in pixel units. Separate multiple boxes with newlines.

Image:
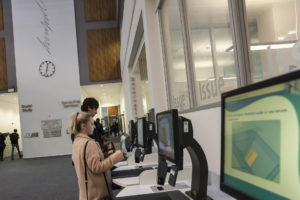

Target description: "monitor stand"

left=182, top=128, right=213, bottom=200
left=185, top=191, right=213, bottom=200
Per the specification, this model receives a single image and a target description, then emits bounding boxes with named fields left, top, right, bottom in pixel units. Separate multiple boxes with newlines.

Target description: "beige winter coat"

left=72, top=133, right=124, bottom=200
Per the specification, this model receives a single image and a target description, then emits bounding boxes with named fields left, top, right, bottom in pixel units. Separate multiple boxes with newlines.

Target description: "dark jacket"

left=89, top=121, right=103, bottom=147
left=0, top=133, right=6, bottom=148
left=10, top=132, right=19, bottom=145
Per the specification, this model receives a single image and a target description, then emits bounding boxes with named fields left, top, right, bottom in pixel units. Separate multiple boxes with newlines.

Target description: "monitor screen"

left=137, top=118, right=144, bottom=146
left=129, top=120, right=134, bottom=142
left=157, top=112, right=175, bottom=161
left=148, top=108, right=155, bottom=124
left=221, top=71, right=300, bottom=200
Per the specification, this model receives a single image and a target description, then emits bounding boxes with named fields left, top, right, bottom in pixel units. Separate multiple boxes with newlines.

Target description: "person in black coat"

left=80, top=98, right=104, bottom=147
left=10, top=129, right=22, bottom=160
left=0, top=132, right=8, bottom=161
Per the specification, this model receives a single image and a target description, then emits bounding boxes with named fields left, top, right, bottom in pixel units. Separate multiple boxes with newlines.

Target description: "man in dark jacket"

left=10, top=129, right=22, bottom=160
left=0, top=132, right=7, bottom=161
left=81, top=97, right=104, bottom=147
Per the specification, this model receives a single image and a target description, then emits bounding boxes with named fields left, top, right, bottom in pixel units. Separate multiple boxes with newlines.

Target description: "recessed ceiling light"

left=288, top=30, right=297, bottom=35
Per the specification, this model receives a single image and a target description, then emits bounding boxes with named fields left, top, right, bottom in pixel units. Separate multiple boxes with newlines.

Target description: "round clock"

left=39, top=61, right=55, bottom=77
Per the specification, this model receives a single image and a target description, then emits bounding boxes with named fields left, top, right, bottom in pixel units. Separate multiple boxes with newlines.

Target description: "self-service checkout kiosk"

left=135, top=117, right=155, bottom=162
left=116, top=109, right=212, bottom=200
left=112, top=113, right=158, bottom=180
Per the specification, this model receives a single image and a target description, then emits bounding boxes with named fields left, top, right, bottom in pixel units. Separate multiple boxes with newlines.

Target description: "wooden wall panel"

left=108, top=106, right=118, bottom=116
left=0, top=38, right=7, bottom=90
left=0, top=0, right=3, bottom=30
left=85, top=0, right=117, bottom=22
left=87, top=28, right=121, bottom=82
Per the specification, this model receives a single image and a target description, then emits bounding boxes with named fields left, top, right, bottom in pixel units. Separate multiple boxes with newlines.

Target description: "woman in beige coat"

left=68, top=112, right=124, bottom=200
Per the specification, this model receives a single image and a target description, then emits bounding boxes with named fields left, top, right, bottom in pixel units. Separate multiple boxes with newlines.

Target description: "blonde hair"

left=68, top=112, right=93, bottom=137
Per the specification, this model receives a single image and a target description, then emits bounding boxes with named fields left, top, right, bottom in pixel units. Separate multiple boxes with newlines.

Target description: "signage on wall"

left=21, top=104, right=33, bottom=112
left=23, top=132, right=39, bottom=138
left=61, top=100, right=81, bottom=108
left=172, top=95, right=186, bottom=110
left=198, top=77, right=224, bottom=102
left=41, top=119, right=62, bottom=138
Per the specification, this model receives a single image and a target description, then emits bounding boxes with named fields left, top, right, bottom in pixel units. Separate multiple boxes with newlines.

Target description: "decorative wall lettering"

left=172, top=95, right=186, bottom=110
left=199, top=77, right=224, bottom=101
left=23, top=132, right=39, bottom=138
left=61, top=100, right=81, bottom=108
left=35, top=0, right=52, bottom=55
left=21, top=104, right=33, bottom=112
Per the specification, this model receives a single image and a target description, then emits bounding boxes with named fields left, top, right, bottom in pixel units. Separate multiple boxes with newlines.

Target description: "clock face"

left=39, top=61, right=55, bottom=77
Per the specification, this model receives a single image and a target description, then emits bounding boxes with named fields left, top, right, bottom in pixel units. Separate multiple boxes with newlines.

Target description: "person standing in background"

left=10, top=129, right=22, bottom=160
left=81, top=97, right=104, bottom=147
left=0, top=132, right=7, bottom=161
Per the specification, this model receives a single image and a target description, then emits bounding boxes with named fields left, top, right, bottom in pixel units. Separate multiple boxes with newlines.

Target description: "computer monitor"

left=156, top=109, right=183, bottom=170
left=137, top=117, right=146, bottom=147
left=221, top=70, right=300, bottom=200
left=147, top=108, right=155, bottom=124
left=128, top=120, right=136, bottom=145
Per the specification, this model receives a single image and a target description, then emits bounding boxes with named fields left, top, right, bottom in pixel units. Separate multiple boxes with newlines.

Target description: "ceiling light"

left=250, top=42, right=295, bottom=51
left=8, top=88, right=14, bottom=93
left=288, top=30, right=297, bottom=35
left=277, top=36, right=285, bottom=41
left=226, top=41, right=297, bottom=52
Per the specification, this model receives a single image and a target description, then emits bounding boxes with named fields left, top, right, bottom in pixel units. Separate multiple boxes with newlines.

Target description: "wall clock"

left=39, top=61, right=55, bottom=77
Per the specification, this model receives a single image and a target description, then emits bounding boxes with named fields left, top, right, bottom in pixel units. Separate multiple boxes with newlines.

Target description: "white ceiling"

left=81, top=82, right=122, bottom=107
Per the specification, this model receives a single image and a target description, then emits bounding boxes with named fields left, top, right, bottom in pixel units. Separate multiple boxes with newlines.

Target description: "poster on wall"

left=41, top=119, right=62, bottom=138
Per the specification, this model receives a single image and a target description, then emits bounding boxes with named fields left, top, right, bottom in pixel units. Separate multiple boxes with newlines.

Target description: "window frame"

left=157, top=0, right=252, bottom=113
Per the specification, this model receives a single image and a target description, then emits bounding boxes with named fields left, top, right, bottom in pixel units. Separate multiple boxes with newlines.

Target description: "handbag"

left=84, top=141, right=113, bottom=200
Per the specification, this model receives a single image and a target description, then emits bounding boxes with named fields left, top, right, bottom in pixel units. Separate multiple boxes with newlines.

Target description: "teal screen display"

left=157, top=113, right=175, bottom=160
left=223, top=79, right=300, bottom=200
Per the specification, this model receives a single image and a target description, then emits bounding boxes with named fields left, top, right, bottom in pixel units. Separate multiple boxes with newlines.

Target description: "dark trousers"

left=0, top=145, right=5, bottom=160
left=11, top=143, right=22, bottom=159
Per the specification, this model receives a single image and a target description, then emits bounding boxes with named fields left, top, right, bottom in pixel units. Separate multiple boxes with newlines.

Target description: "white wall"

left=0, top=95, right=22, bottom=158
left=12, top=0, right=81, bottom=158
left=181, top=108, right=221, bottom=175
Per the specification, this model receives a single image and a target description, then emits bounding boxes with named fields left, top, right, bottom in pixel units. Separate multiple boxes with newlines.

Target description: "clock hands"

left=45, top=62, right=49, bottom=74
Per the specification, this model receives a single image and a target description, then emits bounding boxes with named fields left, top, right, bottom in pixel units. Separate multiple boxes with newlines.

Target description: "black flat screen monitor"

left=129, top=120, right=136, bottom=144
left=137, top=117, right=146, bottom=147
left=148, top=108, right=155, bottom=124
left=221, top=70, right=300, bottom=200
left=156, top=109, right=182, bottom=168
